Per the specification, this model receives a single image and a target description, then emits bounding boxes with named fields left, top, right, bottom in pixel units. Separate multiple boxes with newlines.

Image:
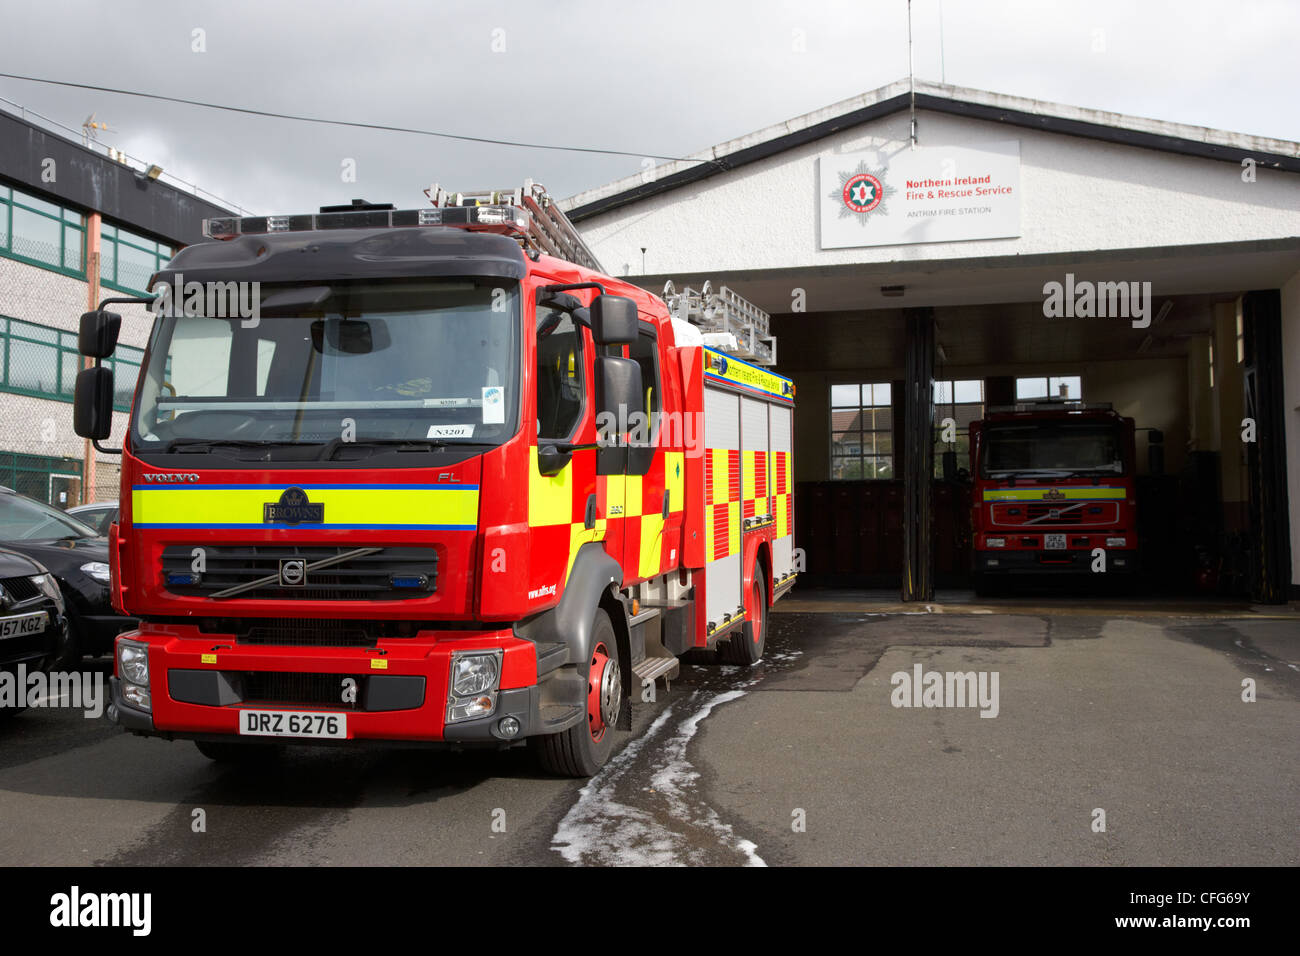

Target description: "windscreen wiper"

left=319, top=438, right=456, bottom=460
left=163, top=439, right=293, bottom=453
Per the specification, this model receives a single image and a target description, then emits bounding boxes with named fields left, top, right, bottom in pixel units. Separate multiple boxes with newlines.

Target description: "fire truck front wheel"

left=531, top=608, right=620, bottom=778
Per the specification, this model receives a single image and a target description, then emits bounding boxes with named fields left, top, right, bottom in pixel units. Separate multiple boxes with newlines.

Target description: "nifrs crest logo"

left=264, top=487, right=325, bottom=524
left=831, top=160, right=894, bottom=224
left=1042, top=489, right=1066, bottom=501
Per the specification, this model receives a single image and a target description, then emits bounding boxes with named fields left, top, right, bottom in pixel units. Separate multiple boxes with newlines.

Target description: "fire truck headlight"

left=452, top=652, right=500, bottom=697
left=1106, top=537, right=1127, bottom=548
left=118, top=638, right=150, bottom=687
left=447, top=650, right=502, bottom=723
left=986, top=537, right=1006, bottom=548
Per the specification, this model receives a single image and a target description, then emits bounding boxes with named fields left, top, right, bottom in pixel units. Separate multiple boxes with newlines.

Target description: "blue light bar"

left=202, top=205, right=530, bottom=240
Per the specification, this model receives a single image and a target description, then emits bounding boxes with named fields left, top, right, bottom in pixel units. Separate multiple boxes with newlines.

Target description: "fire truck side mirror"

left=78, top=310, right=122, bottom=358
left=537, top=444, right=571, bottom=476
left=73, top=366, right=115, bottom=440
left=596, top=355, right=643, bottom=428
left=591, top=295, right=638, bottom=346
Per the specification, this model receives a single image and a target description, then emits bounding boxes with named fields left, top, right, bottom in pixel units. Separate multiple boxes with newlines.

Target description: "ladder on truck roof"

left=426, top=179, right=604, bottom=274
left=662, top=280, right=777, bottom=367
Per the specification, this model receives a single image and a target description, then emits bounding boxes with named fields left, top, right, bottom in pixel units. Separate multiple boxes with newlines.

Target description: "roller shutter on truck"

left=695, top=348, right=795, bottom=638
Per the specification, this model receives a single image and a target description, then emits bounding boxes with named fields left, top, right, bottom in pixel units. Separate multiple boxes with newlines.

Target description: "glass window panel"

left=7, top=339, right=59, bottom=393
left=101, top=240, right=117, bottom=283
left=10, top=206, right=62, bottom=267
left=63, top=208, right=82, bottom=224
left=1016, top=377, right=1048, bottom=399
left=12, top=321, right=57, bottom=343
left=0, top=201, right=8, bottom=247
left=114, top=361, right=139, bottom=409
left=115, top=241, right=158, bottom=291
left=115, top=226, right=154, bottom=250
left=953, top=379, right=983, bottom=403
left=831, top=383, right=860, bottom=407
left=12, top=189, right=61, bottom=217
left=101, top=223, right=116, bottom=239
left=1048, top=375, right=1081, bottom=399
left=60, top=351, right=79, bottom=397
left=831, top=455, right=864, bottom=480
left=63, top=225, right=83, bottom=271
left=933, top=380, right=952, bottom=404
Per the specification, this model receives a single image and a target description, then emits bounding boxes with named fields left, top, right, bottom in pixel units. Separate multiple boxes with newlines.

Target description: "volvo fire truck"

left=72, top=182, right=796, bottom=777
left=968, top=400, right=1138, bottom=593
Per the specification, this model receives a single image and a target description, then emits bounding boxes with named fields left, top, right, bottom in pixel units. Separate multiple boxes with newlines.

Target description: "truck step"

left=633, top=654, right=680, bottom=687
left=535, top=641, right=568, bottom=677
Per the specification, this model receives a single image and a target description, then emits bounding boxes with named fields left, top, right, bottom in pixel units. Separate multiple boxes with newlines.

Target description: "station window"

left=933, top=379, right=984, bottom=478
left=101, top=223, right=175, bottom=296
left=0, top=315, right=144, bottom=411
left=0, top=183, right=86, bottom=278
left=831, top=382, right=892, bottom=480
left=1015, top=375, right=1081, bottom=401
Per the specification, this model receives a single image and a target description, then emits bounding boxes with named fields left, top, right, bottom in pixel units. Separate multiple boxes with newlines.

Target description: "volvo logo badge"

left=264, top=487, right=325, bottom=525
left=279, top=559, right=306, bottom=587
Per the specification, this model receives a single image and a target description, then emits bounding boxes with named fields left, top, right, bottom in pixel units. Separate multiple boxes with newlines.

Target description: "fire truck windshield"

left=131, top=279, right=519, bottom=455
left=982, top=420, right=1124, bottom=478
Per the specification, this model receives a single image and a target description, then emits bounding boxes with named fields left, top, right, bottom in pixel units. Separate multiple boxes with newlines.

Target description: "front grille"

left=0, top=576, right=40, bottom=603
left=238, top=619, right=377, bottom=648
left=160, top=545, right=437, bottom=601
left=992, top=502, right=1118, bottom=526
left=242, top=672, right=357, bottom=710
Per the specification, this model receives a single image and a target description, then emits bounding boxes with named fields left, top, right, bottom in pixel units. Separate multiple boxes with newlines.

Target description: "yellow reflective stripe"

left=132, top=486, right=478, bottom=528
left=728, top=501, right=740, bottom=556
left=711, top=447, right=728, bottom=504
left=529, top=446, right=572, bottom=526
left=742, top=450, right=756, bottom=502
left=624, top=474, right=643, bottom=518
left=664, top=451, right=684, bottom=513
left=567, top=519, right=606, bottom=583
left=639, top=513, right=664, bottom=578
left=981, top=487, right=1126, bottom=501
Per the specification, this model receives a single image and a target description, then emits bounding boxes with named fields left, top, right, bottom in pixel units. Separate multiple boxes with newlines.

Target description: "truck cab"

left=969, top=401, right=1138, bottom=592
left=72, top=188, right=795, bottom=776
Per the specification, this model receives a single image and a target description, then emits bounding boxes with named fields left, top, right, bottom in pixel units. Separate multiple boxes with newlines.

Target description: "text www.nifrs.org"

left=1114, top=915, right=1250, bottom=929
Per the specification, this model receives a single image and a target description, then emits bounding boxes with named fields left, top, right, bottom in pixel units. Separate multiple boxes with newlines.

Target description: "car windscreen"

left=0, top=495, right=98, bottom=540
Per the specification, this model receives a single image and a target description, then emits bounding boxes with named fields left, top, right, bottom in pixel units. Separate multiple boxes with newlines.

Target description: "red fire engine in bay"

left=968, top=400, right=1138, bottom=594
left=72, top=183, right=796, bottom=776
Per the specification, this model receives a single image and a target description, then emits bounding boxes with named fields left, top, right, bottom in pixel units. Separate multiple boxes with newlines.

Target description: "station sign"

left=818, top=141, right=1021, bottom=249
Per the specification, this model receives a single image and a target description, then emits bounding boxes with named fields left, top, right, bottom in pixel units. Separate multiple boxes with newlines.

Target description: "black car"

left=67, top=502, right=120, bottom=537
left=0, top=488, right=136, bottom=669
left=0, top=546, right=67, bottom=713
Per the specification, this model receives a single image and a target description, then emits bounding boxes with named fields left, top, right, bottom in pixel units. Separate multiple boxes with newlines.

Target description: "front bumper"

left=974, top=548, right=1139, bottom=574
left=0, top=608, right=65, bottom=668
left=108, top=624, right=545, bottom=746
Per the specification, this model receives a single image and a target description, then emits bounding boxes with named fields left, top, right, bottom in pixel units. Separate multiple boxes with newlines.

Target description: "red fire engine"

left=72, top=183, right=796, bottom=776
left=968, top=400, right=1138, bottom=593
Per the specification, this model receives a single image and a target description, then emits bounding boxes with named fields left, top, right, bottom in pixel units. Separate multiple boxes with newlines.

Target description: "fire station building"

left=0, top=103, right=231, bottom=505
left=563, top=80, right=1300, bottom=603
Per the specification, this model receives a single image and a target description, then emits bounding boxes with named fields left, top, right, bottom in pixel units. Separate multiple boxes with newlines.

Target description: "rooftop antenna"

left=81, top=113, right=113, bottom=146
left=907, top=0, right=917, bottom=149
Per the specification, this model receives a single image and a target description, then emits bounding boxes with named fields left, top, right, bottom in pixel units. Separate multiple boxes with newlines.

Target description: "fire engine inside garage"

left=563, top=80, right=1300, bottom=605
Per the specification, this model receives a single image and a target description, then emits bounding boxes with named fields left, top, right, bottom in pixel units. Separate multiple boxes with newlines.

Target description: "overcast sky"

left=1, top=0, right=1297, bottom=217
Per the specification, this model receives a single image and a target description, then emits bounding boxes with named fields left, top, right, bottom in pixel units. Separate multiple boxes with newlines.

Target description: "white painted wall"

left=576, top=110, right=1300, bottom=279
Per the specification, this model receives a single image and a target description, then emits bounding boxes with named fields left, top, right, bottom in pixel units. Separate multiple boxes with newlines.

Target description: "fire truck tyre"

left=725, top=574, right=767, bottom=665
left=194, top=740, right=283, bottom=763
left=531, top=609, right=620, bottom=778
